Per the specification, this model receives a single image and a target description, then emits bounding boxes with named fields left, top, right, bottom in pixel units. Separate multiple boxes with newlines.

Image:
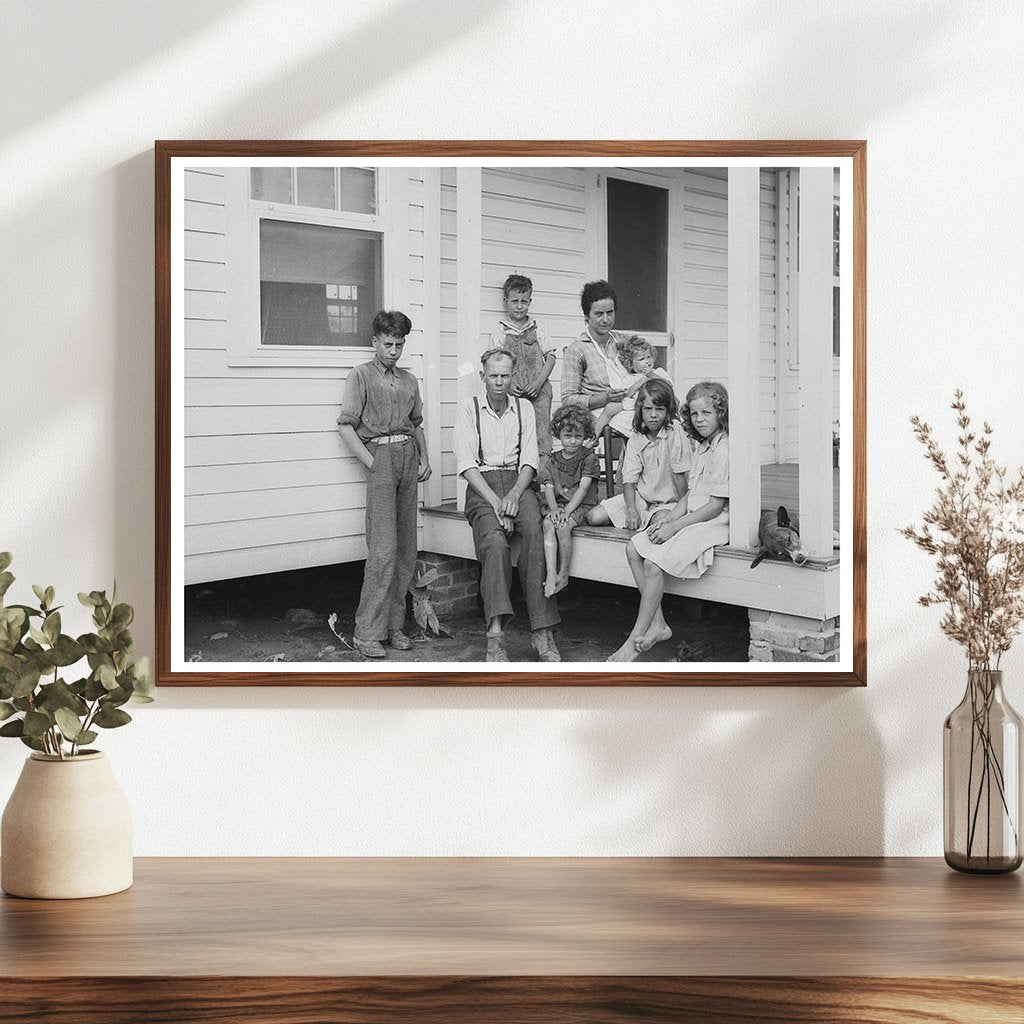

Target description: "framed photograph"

left=156, top=141, right=865, bottom=686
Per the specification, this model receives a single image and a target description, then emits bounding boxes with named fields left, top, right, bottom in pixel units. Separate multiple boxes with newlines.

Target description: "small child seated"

left=589, top=335, right=673, bottom=443
left=538, top=405, right=601, bottom=597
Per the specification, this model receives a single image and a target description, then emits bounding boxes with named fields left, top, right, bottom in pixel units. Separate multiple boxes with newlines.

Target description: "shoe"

left=387, top=630, right=412, bottom=651
left=486, top=634, right=509, bottom=662
left=531, top=628, right=561, bottom=662
left=353, top=638, right=386, bottom=659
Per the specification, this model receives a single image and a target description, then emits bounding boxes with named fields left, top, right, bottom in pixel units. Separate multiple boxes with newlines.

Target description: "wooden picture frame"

left=156, top=141, right=866, bottom=686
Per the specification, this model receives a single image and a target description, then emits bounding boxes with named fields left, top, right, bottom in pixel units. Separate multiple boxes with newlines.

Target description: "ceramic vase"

left=1, top=751, right=133, bottom=899
left=944, top=669, right=1023, bottom=873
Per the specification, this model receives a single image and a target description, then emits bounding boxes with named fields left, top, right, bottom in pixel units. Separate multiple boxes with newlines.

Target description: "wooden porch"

left=421, top=465, right=841, bottom=621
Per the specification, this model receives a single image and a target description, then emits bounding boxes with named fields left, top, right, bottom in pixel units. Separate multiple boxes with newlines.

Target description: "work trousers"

left=464, top=470, right=560, bottom=631
left=355, top=438, right=419, bottom=642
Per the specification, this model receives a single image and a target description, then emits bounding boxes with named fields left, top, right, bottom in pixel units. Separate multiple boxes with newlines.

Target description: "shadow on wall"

left=0, top=1, right=247, bottom=139
left=720, top=1, right=974, bottom=130
left=570, top=687, right=885, bottom=856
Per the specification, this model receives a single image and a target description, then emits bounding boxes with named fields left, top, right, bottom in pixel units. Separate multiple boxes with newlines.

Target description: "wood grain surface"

left=2, top=857, right=1021, bottom=1022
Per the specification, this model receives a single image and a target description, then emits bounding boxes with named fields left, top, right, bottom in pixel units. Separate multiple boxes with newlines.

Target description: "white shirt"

left=456, top=394, right=540, bottom=477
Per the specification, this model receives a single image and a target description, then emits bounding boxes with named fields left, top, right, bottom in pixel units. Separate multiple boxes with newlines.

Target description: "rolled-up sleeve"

left=337, top=365, right=367, bottom=428
left=708, top=436, right=730, bottom=498
left=408, top=376, right=424, bottom=429
left=669, top=423, right=692, bottom=473
left=455, top=401, right=479, bottom=477
left=488, top=324, right=506, bottom=350
left=518, top=398, right=539, bottom=472
left=560, top=342, right=587, bottom=407
left=621, top=434, right=644, bottom=484
left=536, top=323, right=557, bottom=357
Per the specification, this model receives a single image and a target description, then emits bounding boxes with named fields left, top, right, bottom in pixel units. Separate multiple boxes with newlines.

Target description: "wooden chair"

left=599, top=425, right=626, bottom=499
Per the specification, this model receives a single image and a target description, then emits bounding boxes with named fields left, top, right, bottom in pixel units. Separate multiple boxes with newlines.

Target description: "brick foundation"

left=414, top=552, right=480, bottom=619
left=748, top=609, right=840, bottom=663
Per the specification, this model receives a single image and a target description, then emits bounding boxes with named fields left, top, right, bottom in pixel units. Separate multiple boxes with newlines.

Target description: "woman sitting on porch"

left=560, top=280, right=630, bottom=423
left=608, top=381, right=731, bottom=662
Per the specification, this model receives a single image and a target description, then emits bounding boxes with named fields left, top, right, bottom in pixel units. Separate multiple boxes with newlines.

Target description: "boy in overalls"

left=488, top=274, right=557, bottom=458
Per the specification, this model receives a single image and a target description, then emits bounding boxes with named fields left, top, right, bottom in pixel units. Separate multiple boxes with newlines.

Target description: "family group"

left=337, top=276, right=730, bottom=663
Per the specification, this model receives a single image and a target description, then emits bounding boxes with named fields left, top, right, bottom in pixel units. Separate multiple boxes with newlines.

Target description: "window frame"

left=225, top=166, right=405, bottom=368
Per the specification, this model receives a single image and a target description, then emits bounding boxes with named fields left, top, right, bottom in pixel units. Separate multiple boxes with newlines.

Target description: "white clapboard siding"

left=436, top=167, right=588, bottom=503
left=183, top=167, right=428, bottom=584
left=777, top=172, right=842, bottom=462
left=678, top=168, right=779, bottom=463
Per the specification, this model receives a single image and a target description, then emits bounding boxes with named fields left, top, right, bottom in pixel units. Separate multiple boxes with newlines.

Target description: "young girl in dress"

left=607, top=381, right=730, bottom=663
left=585, top=377, right=691, bottom=532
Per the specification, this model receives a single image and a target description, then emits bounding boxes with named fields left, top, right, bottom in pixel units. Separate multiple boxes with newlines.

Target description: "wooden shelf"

left=2, top=857, right=1022, bottom=1022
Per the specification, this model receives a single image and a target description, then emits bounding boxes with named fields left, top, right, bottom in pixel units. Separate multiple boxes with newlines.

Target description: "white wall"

left=2, top=0, right=1022, bottom=856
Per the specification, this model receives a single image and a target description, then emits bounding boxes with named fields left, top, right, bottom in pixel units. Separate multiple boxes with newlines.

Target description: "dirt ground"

left=184, top=563, right=750, bottom=665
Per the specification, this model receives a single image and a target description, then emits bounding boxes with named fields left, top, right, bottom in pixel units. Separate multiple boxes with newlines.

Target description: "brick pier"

left=414, top=552, right=481, bottom=619
left=748, top=609, right=840, bottom=663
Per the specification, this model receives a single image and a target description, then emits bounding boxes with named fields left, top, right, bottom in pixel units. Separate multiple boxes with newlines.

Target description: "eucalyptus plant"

left=0, top=552, right=153, bottom=759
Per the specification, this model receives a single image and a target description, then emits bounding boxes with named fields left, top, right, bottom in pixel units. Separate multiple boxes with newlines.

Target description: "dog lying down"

left=750, top=506, right=840, bottom=568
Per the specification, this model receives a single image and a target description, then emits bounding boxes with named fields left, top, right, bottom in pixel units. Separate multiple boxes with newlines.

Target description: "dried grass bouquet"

left=901, top=391, right=1024, bottom=671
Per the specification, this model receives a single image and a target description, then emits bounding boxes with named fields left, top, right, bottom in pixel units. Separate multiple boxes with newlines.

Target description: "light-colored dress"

left=597, top=421, right=691, bottom=529
left=631, top=431, right=730, bottom=578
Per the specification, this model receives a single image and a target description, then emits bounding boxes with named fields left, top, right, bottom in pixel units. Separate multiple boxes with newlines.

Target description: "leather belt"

left=369, top=434, right=411, bottom=445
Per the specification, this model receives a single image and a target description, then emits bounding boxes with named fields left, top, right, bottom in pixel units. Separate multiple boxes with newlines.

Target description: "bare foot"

left=544, top=576, right=557, bottom=598
left=635, top=624, right=673, bottom=654
left=608, top=636, right=642, bottom=662
left=553, top=573, right=570, bottom=594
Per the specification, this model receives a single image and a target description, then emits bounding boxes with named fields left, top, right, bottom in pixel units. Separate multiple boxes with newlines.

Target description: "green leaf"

left=28, top=627, right=49, bottom=646
left=78, top=592, right=100, bottom=608
left=0, top=719, right=24, bottom=737
left=93, top=705, right=132, bottom=729
left=0, top=607, right=27, bottom=652
left=22, top=710, right=51, bottom=738
left=0, top=652, right=19, bottom=674
left=127, top=657, right=154, bottom=701
left=0, top=571, right=14, bottom=602
left=32, top=584, right=46, bottom=606
left=11, top=665, right=41, bottom=700
left=79, top=634, right=112, bottom=655
left=0, top=552, right=11, bottom=573
left=19, top=735, right=45, bottom=752
left=83, top=675, right=108, bottom=701
left=98, top=664, right=118, bottom=691
left=0, top=701, right=16, bottom=722
left=36, top=679, right=88, bottom=717
left=45, top=586, right=55, bottom=608
left=50, top=635, right=85, bottom=667
left=75, top=730, right=98, bottom=746
left=54, top=707, right=85, bottom=742
left=42, top=611, right=61, bottom=644
left=103, top=686, right=131, bottom=709
left=110, top=603, right=134, bottom=630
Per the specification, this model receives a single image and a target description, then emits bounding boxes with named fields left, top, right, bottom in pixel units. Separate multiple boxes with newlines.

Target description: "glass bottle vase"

left=944, top=669, right=1023, bottom=873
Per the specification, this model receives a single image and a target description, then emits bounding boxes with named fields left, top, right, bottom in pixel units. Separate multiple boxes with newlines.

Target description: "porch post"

left=727, top=167, right=762, bottom=550
left=797, top=168, right=835, bottom=558
left=422, top=168, right=443, bottom=508
left=455, top=167, right=483, bottom=509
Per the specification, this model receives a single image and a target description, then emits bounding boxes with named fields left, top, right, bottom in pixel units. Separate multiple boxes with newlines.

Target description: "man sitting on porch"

left=455, top=348, right=561, bottom=663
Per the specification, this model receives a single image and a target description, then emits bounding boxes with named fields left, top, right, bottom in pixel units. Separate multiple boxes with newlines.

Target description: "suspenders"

left=474, top=396, right=522, bottom=470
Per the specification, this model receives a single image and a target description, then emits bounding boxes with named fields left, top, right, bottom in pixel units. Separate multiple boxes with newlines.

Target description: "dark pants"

left=464, top=470, right=560, bottom=631
left=355, top=439, right=419, bottom=642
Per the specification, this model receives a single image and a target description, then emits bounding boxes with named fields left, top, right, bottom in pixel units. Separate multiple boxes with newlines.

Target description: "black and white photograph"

left=159, top=146, right=863, bottom=683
